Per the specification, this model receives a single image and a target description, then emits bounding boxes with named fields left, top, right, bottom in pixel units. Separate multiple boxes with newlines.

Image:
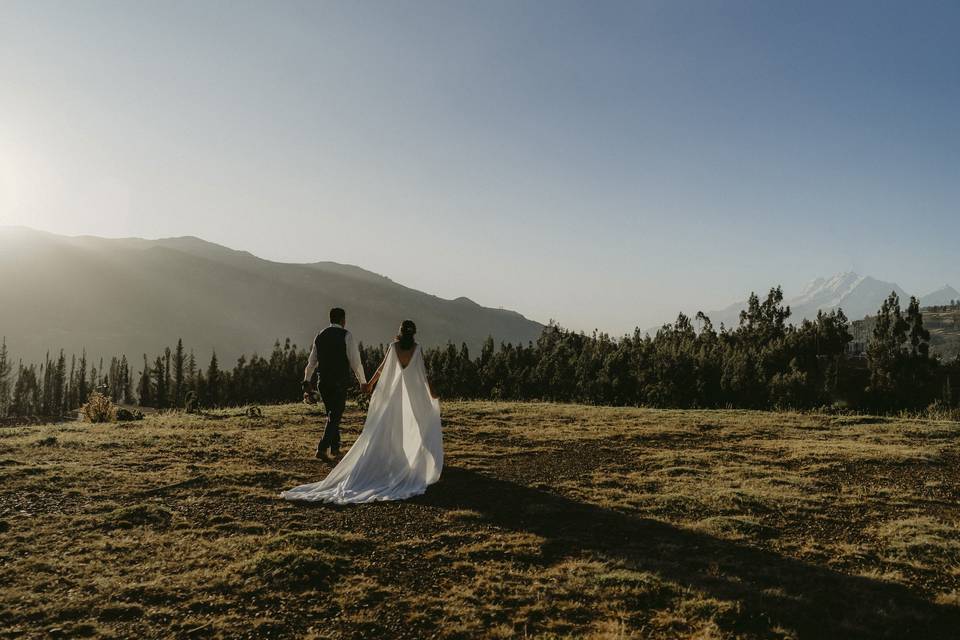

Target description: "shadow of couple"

left=411, top=466, right=959, bottom=639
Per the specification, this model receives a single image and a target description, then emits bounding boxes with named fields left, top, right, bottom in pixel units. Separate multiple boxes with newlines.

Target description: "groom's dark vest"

left=315, top=326, right=350, bottom=387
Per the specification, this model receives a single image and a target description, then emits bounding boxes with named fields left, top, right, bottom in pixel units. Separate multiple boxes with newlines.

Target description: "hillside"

left=925, top=308, right=960, bottom=360
left=2, top=402, right=959, bottom=638
left=852, top=305, right=960, bottom=360
left=0, top=227, right=543, bottom=363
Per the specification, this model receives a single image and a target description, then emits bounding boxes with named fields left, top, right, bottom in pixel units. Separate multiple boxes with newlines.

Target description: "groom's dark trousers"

left=318, top=381, right=347, bottom=452
left=313, top=324, right=352, bottom=453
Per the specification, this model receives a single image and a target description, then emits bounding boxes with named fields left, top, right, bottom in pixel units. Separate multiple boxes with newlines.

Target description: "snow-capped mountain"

left=675, top=273, right=919, bottom=332
left=789, top=273, right=909, bottom=322
left=790, top=272, right=866, bottom=311
left=920, top=285, right=960, bottom=307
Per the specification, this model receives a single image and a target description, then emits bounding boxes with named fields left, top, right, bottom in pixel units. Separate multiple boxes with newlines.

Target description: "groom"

left=302, top=307, right=368, bottom=459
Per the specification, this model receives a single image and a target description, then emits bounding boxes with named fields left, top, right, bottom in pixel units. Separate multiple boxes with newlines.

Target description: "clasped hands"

left=302, top=380, right=374, bottom=396
left=301, top=380, right=316, bottom=404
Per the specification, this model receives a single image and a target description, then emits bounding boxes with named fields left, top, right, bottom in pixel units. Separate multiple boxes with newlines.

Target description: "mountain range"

left=0, top=227, right=544, bottom=364
left=681, top=273, right=959, bottom=332
left=4, top=226, right=957, bottom=364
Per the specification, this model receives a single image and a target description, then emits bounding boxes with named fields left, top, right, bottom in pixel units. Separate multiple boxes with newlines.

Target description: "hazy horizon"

left=3, top=1, right=959, bottom=335
left=6, top=223, right=955, bottom=330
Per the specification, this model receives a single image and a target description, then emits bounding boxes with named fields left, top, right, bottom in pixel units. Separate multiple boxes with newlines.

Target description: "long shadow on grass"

left=416, top=466, right=959, bottom=639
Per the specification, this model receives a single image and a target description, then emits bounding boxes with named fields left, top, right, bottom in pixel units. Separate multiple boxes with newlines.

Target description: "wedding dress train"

left=281, top=343, right=443, bottom=504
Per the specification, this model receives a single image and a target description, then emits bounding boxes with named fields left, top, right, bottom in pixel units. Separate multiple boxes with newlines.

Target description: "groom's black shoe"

left=314, top=441, right=328, bottom=459
left=330, top=446, right=340, bottom=457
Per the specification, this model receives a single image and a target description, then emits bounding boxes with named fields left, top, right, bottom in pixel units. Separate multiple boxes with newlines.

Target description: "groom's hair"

left=330, top=307, right=346, bottom=325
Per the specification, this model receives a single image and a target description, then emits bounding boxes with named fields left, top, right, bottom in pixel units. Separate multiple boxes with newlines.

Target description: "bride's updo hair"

left=396, top=320, right=417, bottom=350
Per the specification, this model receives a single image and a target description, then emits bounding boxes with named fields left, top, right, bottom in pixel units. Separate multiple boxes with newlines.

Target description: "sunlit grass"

left=1, top=401, right=959, bottom=638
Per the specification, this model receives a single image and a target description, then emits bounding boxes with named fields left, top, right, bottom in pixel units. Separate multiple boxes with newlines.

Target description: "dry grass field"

left=2, top=401, right=960, bottom=639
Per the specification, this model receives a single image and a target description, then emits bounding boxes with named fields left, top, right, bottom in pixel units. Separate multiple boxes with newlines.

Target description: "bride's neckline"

left=396, top=343, right=418, bottom=370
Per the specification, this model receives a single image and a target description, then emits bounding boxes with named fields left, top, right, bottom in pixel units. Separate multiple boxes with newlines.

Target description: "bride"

left=282, top=320, right=443, bottom=504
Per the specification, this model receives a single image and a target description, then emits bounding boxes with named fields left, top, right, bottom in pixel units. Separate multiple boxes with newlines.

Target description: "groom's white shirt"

left=303, top=323, right=368, bottom=384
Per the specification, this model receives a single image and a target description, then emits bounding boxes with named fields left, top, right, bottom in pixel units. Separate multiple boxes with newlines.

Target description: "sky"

left=1, top=1, right=958, bottom=334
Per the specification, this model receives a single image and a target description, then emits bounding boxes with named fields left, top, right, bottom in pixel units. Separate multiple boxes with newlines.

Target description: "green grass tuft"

left=100, top=503, right=173, bottom=529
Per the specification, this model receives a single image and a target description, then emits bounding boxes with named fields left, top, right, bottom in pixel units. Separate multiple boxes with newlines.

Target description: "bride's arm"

left=365, top=349, right=389, bottom=392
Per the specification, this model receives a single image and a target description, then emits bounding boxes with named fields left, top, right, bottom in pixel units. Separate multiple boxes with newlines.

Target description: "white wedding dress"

left=282, top=343, right=443, bottom=504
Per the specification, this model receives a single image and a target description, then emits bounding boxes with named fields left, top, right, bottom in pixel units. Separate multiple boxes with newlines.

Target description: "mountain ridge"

left=920, top=285, right=960, bottom=308
left=0, top=226, right=544, bottom=364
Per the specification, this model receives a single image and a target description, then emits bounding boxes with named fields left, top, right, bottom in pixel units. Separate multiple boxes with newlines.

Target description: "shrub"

left=82, top=392, right=115, bottom=423
left=769, top=364, right=810, bottom=409
left=100, top=503, right=172, bottom=529
left=926, top=400, right=960, bottom=422
left=114, top=407, right=144, bottom=421
left=184, top=390, right=199, bottom=414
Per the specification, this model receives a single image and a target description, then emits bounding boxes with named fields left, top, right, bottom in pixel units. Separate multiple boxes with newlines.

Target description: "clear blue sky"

left=2, top=1, right=958, bottom=334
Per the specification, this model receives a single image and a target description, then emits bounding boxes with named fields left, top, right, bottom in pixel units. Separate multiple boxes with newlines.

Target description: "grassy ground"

left=2, top=402, right=959, bottom=639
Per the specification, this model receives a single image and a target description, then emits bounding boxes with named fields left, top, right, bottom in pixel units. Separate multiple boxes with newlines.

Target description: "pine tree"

left=77, top=350, right=88, bottom=403
left=187, top=349, right=197, bottom=392
left=67, top=354, right=77, bottom=411
left=206, top=351, right=221, bottom=407
left=904, top=296, right=935, bottom=408
left=138, top=355, right=153, bottom=407
left=907, top=297, right=931, bottom=358
left=40, top=352, right=50, bottom=415
left=164, top=347, right=173, bottom=407
left=120, top=355, right=134, bottom=404
left=173, top=339, right=185, bottom=408
left=866, top=292, right=909, bottom=409
left=154, top=355, right=168, bottom=409
left=0, top=337, right=10, bottom=417
left=53, top=350, right=66, bottom=416
left=107, top=357, right=119, bottom=401
left=11, top=362, right=39, bottom=417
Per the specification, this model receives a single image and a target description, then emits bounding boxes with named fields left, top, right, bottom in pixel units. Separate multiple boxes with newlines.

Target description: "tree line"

left=1, top=288, right=957, bottom=419
left=924, top=300, right=960, bottom=313
left=424, top=289, right=954, bottom=412
left=0, top=337, right=309, bottom=418
left=0, top=340, right=135, bottom=418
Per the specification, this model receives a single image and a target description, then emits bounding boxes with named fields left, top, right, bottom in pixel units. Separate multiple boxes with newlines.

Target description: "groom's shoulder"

left=317, top=325, right=348, bottom=339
